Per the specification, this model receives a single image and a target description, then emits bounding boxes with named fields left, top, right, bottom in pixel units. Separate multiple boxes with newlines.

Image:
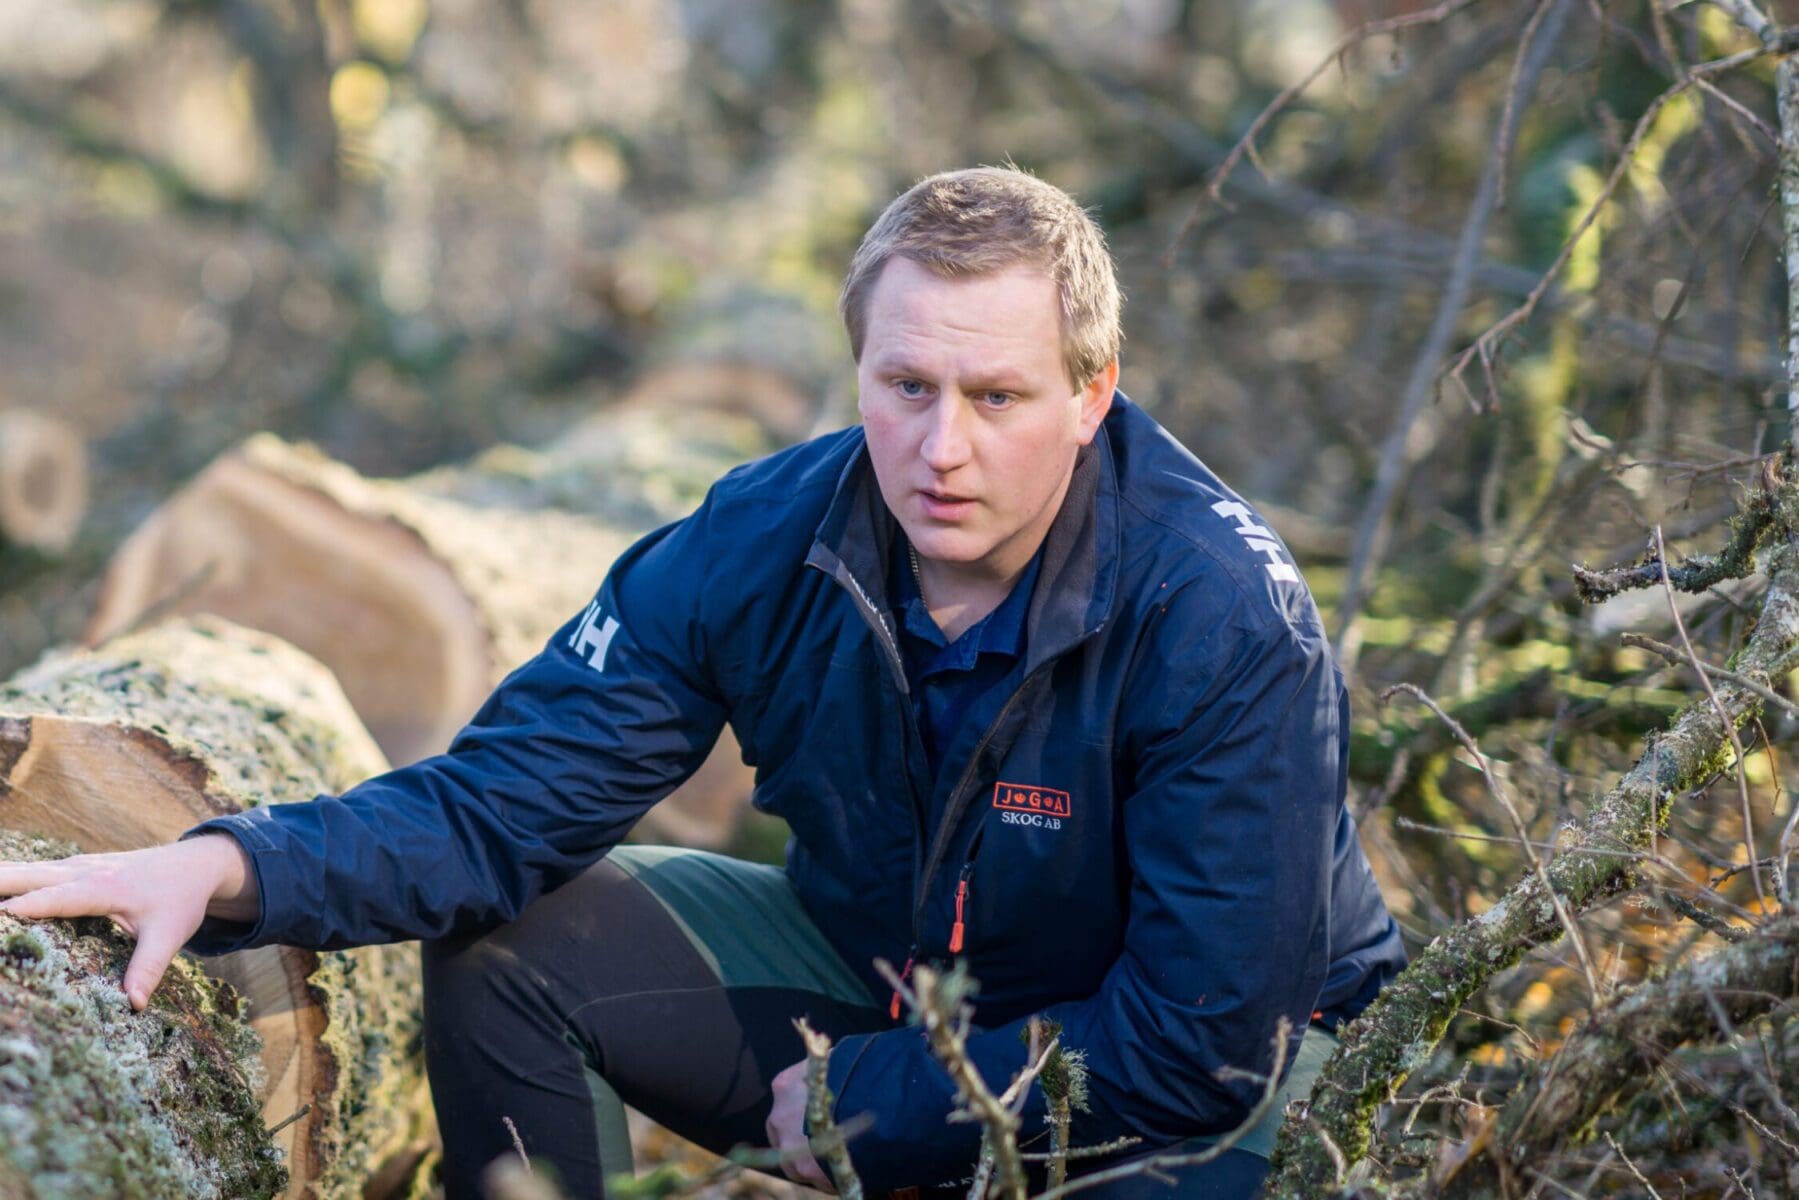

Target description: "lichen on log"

left=0, top=618, right=428, bottom=1199
left=0, top=830, right=286, bottom=1200
left=1264, top=530, right=1799, bottom=1197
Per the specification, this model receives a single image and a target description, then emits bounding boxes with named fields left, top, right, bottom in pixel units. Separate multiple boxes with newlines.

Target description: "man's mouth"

left=918, top=488, right=977, bottom=520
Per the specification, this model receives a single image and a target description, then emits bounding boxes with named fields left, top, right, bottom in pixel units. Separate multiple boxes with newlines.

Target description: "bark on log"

left=0, top=829, right=286, bottom=1198
left=0, top=410, right=87, bottom=555
left=85, top=363, right=807, bottom=849
left=1264, top=490, right=1799, bottom=1197
left=0, top=618, right=429, bottom=1199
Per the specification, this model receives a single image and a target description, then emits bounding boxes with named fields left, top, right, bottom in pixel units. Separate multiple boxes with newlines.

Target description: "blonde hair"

left=840, top=166, right=1122, bottom=387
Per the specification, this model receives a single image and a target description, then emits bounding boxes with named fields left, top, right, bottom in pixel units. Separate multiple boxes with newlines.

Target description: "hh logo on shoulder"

left=993, top=781, right=1072, bottom=830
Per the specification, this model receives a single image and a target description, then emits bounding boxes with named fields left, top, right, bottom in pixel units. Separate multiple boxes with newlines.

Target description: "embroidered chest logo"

left=993, top=781, right=1071, bottom=830
left=1210, top=500, right=1299, bottom=584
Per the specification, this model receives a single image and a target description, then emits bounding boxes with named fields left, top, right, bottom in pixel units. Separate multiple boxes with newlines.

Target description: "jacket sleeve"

left=183, top=498, right=730, bottom=954
left=824, top=602, right=1343, bottom=1191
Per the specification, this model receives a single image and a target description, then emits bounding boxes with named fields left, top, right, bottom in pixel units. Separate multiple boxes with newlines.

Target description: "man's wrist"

left=192, top=832, right=260, bottom=924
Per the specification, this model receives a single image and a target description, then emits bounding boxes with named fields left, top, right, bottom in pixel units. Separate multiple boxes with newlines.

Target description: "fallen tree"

left=85, top=363, right=809, bottom=848
left=0, top=617, right=430, bottom=1199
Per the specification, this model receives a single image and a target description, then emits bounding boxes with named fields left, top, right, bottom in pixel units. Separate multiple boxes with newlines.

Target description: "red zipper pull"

left=889, top=952, right=916, bottom=1020
left=949, top=879, right=969, bottom=953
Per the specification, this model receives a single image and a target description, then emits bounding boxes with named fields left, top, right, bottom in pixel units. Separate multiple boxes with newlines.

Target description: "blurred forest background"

left=7, top=0, right=1799, bottom=1196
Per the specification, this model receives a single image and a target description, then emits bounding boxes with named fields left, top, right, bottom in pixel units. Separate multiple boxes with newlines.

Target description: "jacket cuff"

left=179, top=813, right=279, bottom=955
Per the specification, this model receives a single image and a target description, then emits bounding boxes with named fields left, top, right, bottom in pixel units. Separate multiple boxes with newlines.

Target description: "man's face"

left=856, top=257, right=1116, bottom=585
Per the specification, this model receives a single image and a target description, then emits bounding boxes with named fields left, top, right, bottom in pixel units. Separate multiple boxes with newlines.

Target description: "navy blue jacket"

left=189, top=393, right=1404, bottom=1190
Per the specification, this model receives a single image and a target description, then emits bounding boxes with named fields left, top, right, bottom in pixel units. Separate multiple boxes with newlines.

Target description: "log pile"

left=86, top=363, right=810, bottom=848
left=0, top=618, right=431, bottom=1199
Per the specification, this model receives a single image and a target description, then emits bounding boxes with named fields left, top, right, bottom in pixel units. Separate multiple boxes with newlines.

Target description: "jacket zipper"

left=910, top=664, right=1050, bottom=948
left=949, top=827, right=985, bottom=954
left=891, top=826, right=984, bottom=1018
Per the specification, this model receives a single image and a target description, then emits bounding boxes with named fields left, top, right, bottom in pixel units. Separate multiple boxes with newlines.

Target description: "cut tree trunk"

left=0, top=829, right=287, bottom=1200
left=0, top=618, right=429, bottom=1199
left=0, top=410, right=87, bottom=555
left=86, top=363, right=809, bottom=849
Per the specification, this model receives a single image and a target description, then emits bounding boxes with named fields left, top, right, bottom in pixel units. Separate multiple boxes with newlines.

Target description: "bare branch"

left=1621, top=632, right=1799, bottom=721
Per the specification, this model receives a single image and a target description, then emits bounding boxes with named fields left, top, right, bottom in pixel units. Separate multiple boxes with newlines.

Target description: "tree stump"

left=0, top=618, right=429, bottom=1199
left=0, top=410, right=88, bottom=555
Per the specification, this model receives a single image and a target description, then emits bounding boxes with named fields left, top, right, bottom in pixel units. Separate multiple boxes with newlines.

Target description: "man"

left=0, top=167, right=1404, bottom=1199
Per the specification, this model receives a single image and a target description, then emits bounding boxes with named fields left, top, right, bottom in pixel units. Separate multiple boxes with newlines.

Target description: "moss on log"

left=0, top=619, right=429, bottom=1199
left=1264, top=531, right=1799, bottom=1198
left=0, top=830, right=286, bottom=1199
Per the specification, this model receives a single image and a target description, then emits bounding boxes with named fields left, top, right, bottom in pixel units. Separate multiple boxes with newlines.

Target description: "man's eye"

left=895, top=379, right=927, bottom=398
left=980, top=392, right=1015, bottom=409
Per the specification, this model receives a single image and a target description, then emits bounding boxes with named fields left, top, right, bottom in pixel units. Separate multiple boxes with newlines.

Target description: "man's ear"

left=1075, top=359, right=1120, bottom=444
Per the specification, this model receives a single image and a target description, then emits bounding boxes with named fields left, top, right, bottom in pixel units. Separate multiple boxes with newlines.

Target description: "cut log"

left=0, top=618, right=429, bottom=1200
left=0, top=831, right=286, bottom=1200
left=86, top=363, right=809, bottom=849
left=0, top=410, right=88, bottom=554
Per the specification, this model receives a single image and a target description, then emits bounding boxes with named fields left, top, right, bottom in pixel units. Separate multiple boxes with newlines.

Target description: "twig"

left=1664, top=891, right=1749, bottom=942
left=794, top=1017, right=865, bottom=1200
left=504, top=1116, right=531, bottom=1172
left=1655, top=525, right=1768, bottom=911
left=1018, top=1137, right=1142, bottom=1163
left=1332, top=0, right=1574, bottom=674
left=265, top=1103, right=312, bottom=1137
left=1622, top=632, right=1799, bottom=720
left=1384, top=682, right=1604, bottom=1004
left=1174, top=0, right=1478, bottom=248
left=1033, top=1018, right=1294, bottom=1200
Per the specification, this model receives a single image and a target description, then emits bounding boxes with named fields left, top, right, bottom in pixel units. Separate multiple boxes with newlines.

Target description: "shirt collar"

left=891, top=534, right=1042, bottom=671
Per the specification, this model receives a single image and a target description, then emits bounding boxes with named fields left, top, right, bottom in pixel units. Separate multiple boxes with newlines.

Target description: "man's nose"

left=919, top=395, right=972, bottom=472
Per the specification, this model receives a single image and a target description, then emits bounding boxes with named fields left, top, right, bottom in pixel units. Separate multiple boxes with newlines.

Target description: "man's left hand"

left=767, top=1057, right=835, bottom=1193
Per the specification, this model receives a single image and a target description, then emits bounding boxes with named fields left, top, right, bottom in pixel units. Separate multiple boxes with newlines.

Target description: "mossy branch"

left=794, top=1017, right=865, bottom=1200
left=1572, top=475, right=1779, bottom=603
left=1264, top=521, right=1799, bottom=1197
left=879, top=960, right=1034, bottom=1200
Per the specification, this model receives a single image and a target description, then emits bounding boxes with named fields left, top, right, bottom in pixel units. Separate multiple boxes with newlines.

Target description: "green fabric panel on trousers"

left=606, top=845, right=880, bottom=1009
left=1187, top=1024, right=1337, bottom=1161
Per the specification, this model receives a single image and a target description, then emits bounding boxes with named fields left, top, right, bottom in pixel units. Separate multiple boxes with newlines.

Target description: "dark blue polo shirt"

left=890, top=535, right=1042, bottom=812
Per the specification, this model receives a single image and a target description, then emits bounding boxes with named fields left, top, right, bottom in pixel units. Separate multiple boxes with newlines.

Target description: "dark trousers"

left=421, top=846, right=1286, bottom=1200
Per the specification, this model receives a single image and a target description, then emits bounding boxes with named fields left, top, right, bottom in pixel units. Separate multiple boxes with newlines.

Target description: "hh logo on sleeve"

left=1210, top=500, right=1299, bottom=584
left=569, top=601, right=619, bottom=672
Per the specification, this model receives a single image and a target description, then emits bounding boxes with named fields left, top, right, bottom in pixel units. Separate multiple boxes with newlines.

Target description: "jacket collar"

left=808, top=394, right=1123, bottom=675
